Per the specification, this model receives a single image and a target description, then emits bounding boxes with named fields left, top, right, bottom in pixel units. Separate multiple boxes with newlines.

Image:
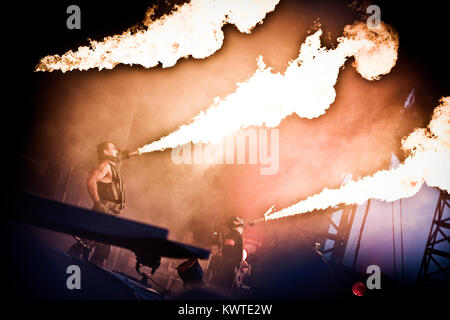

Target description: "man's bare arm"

left=86, top=162, right=110, bottom=204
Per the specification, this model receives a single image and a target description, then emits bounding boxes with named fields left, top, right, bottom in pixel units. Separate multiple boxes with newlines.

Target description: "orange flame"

left=137, top=21, right=398, bottom=154
left=35, top=0, right=280, bottom=72
left=265, top=97, right=450, bottom=221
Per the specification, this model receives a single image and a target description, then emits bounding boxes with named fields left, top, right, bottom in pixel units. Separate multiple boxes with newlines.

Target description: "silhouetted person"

left=205, top=243, right=222, bottom=285
left=68, top=141, right=130, bottom=266
left=214, top=216, right=244, bottom=293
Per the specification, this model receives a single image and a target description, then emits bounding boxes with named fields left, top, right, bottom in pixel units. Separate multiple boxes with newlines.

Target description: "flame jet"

left=264, top=97, right=450, bottom=221
left=35, top=0, right=280, bottom=72
left=137, top=21, right=399, bottom=154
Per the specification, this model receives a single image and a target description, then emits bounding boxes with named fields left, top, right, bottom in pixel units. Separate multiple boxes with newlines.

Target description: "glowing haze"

left=137, top=21, right=399, bottom=154
left=265, top=97, right=450, bottom=221
left=35, top=0, right=280, bottom=72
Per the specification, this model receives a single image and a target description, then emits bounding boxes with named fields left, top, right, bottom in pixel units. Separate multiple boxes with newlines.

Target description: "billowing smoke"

left=35, top=0, right=280, bottom=72
left=265, top=97, right=450, bottom=221
left=136, top=21, right=398, bottom=154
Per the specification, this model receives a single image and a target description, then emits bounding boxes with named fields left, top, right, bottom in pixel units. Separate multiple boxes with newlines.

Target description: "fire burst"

left=265, top=97, right=450, bottom=221
left=35, top=0, right=280, bottom=72
left=137, top=21, right=398, bottom=154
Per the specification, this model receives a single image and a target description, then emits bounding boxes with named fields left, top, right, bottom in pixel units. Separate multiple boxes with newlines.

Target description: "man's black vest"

left=97, top=162, right=124, bottom=208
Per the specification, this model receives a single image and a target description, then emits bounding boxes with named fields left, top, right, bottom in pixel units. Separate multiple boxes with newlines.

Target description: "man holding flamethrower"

left=211, top=216, right=246, bottom=293
left=68, top=142, right=139, bottom=266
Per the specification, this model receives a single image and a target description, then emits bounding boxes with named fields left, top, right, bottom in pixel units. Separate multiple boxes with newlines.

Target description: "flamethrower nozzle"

left=118, top=149, right=141, bottom=161
left=245, top=217, right=266, bottom=227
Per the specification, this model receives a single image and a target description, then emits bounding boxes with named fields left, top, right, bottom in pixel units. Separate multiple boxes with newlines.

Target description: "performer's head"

left=97, top=141, right=119, bottom=161
left=210, top=243, right=220, bottom=256
left=227, top=216, right=245, bottom=234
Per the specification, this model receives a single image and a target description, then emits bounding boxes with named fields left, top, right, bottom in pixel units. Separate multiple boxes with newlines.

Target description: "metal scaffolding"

left=321, top=204, right=358, bottom=265
left=417, top=190, right=450, bottom=288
